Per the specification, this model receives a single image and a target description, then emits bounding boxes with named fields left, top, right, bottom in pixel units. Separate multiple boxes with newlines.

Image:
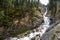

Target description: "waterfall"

left=40, top=7, right=50, bottom=36
left=40, top=0, right=49, bottom=5
left=8, top=7, right=50, bottom=40
left=43, top=7, right=50, bottom=27
left=5, top=0, right=50, bottom=40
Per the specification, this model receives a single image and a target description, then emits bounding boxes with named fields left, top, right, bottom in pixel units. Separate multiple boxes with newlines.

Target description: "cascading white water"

left=5, top=0, right=50, bottom=40
left=40, top=0, right=49, bottom=5
left=9, top=8, right=50, bottom=40
left=43, top=7, right=50, bottom=27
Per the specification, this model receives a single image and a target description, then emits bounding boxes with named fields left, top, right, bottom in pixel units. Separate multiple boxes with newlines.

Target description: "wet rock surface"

left=41, top=21, right=60, bottom=40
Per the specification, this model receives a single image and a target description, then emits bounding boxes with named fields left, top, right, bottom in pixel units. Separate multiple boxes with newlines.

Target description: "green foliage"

left=9, top=26, right=33, bottom=36
left=0, top=0, right=39, bottom=37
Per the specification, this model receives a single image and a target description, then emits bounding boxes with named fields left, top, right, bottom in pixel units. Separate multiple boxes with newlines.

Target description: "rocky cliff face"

left=0, top=7, right=44, bottom=40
